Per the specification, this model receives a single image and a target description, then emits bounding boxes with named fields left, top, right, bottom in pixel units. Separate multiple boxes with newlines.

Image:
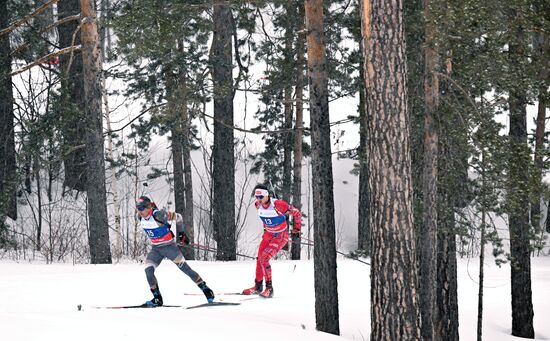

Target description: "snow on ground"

left=0, top=256, right=549, bottom=341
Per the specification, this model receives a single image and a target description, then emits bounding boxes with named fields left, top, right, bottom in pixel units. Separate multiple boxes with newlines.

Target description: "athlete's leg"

left=164, top=244, right=214, bottom=302
left=163, top=244, right=204, bottom=284
left=255, top=236, right=270, bottom=282
left=258, top=232, right=289, bottom=282
left=144, top=246, right=165, bottom=305
left=144, top=246, right=164, bottom=289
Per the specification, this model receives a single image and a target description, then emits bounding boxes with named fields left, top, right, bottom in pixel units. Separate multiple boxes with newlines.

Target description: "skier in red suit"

left=242, top=184, right=302, bottom=298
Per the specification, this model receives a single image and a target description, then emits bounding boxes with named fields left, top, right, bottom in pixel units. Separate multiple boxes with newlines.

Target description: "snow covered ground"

left=1, top=256, right=549, bottom=341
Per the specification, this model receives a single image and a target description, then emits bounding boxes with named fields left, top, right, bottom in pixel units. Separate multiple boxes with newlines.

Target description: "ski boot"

left=146, top=286, right=163, bottom=307
left=259, top=280, right=273, bottom=298
left=198, top=282, right=215, bottom=303
left=242, top=280, right=263, bottom=295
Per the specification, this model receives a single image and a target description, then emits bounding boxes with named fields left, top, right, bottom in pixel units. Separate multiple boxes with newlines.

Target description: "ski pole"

left=179, top=242, right=257, bottom=260
left=299, top=239, right=370, bottom=266
left=192, top=242, right=257, bottom=260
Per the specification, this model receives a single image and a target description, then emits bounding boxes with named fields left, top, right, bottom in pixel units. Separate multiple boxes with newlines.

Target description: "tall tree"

left=0, top=0, right=17, bottom=242
left=352, top=0, right=369, bottom=255
left=362, top=0, right=422, bottom=339
left=57, top=0, right=87, bottom=192
left=435, top=60, right=461, bottom=341
left=181, top=89, right=195, bottom=259
left=166, top=66, right=189, bottom=258
left=419, top=0, right=439, bottom=338
left=212, top=2, right=235, bottom=260
left=281, top=1, right=294, bottom=202
left=532, top=21, right=549, bottom=237
left=305, top=0, right=339, bottom=335
left=506, top=5, right=534, bottom=338
left=168, top=57, right=195, bottom=260
left=291, top=11, right=306, bottom=260
left=357, top=51, right=369, bottom=254
left=80, top=0, right=112, bottom=264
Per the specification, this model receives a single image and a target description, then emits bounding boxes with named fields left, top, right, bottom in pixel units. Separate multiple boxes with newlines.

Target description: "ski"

left=184, top=292, right=244, bottom=296
left=238, top=296, right=262, bottom=302
left=78, top=303, right=182, bottom=310
left=186, top=301, right=241, bottom=310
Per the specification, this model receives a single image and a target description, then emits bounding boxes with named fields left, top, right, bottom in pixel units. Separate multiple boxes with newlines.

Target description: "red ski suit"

left=254, top=198, right=301, bottom=282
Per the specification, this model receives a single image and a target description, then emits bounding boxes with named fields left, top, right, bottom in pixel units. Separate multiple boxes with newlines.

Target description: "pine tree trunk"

left=0, top=0, right=17, bottom=225
left=282, top=3, right=294, bottom=203
left=506, top=8, right=534, bottom=338
left=532, top=32, right=548, bottom=235
left=305, top=0, right=339, bottom=335
left=80, top=0, right=112, bottom=264
left=508, top=104, right=535, bottom=337
left=435, top=36, right=460, bottom=341
left=436, top=191, right=460, bottom=341
left=508, top=96, right=534, bottom=338
left=167, top=69, right=186, bottom=239
left=171, top=116, right=186, bottom=224
left=58, top=0, right=87, bottom=192
left=282, top=85, right=293, bottom=203
left=182, top=111, right=195, bottom=259
left=212, top=2, right=235, bottom=261
left=362, top=0, right=421, bottom=339
left=291, top=17, right=305, bottom=261
left=357, top=27, right=369, bottom=254
left=36, top=158, right=43, bottom=251
left=436, top=101, right=460, bottom=341
left=420, top=1, right=439, bottom=338
left=477, top=174, right=487, bottom=341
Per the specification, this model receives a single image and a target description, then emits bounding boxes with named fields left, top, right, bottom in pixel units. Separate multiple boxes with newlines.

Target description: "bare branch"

left=10, top=45, right=81, bottom=76
left=66, top=23, right=82, bottom=75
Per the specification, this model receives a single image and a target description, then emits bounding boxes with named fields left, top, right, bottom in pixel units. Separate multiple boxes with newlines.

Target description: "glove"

left=178, top=232, right=190, bottom=245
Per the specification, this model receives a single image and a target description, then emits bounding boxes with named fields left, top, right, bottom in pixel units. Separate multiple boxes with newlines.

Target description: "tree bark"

left=58, top=0, right=87, bottom=192
left=508, top=95, right=534, bottom=339
left=282, top=5, right=294, bottom=203
left=212, top=2, right=235, bottom=261
left=435, top=51, right=460, bottom=341
left=436, top=190, right=460, bottom=341
left=182, top=109, right=195, bottom=260
left=80, top=0, right=112, bottom=264
left=419, top=0, right=439, bottom=338
left=532, top=31, right=549, bottom=235
left=166, top=69, right=186, bottom=234
left=282, top=85, right=293, bottom=203
left=305, top=0, right=339, bottom=335
left=0, top=0, right=17, bottom=224
left=477, top=168, right=487, bottom=341
left=362, top=0, right=422, bottom=339
left=357, top=26, right=369, bottom=254
left=507, top=9, right=534, bottom=337
left=291, top=13, right=305, bottom=261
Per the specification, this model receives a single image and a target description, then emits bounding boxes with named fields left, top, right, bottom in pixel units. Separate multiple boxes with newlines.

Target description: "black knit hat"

left=136, top=196, right=152, bottom=210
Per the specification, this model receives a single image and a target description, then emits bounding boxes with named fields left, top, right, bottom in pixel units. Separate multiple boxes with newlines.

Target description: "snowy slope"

left=1, top=257, right=549, bottom=341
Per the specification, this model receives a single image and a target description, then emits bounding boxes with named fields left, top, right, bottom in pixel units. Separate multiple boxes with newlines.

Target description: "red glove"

left=178, top=232, right=190, bottom=245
